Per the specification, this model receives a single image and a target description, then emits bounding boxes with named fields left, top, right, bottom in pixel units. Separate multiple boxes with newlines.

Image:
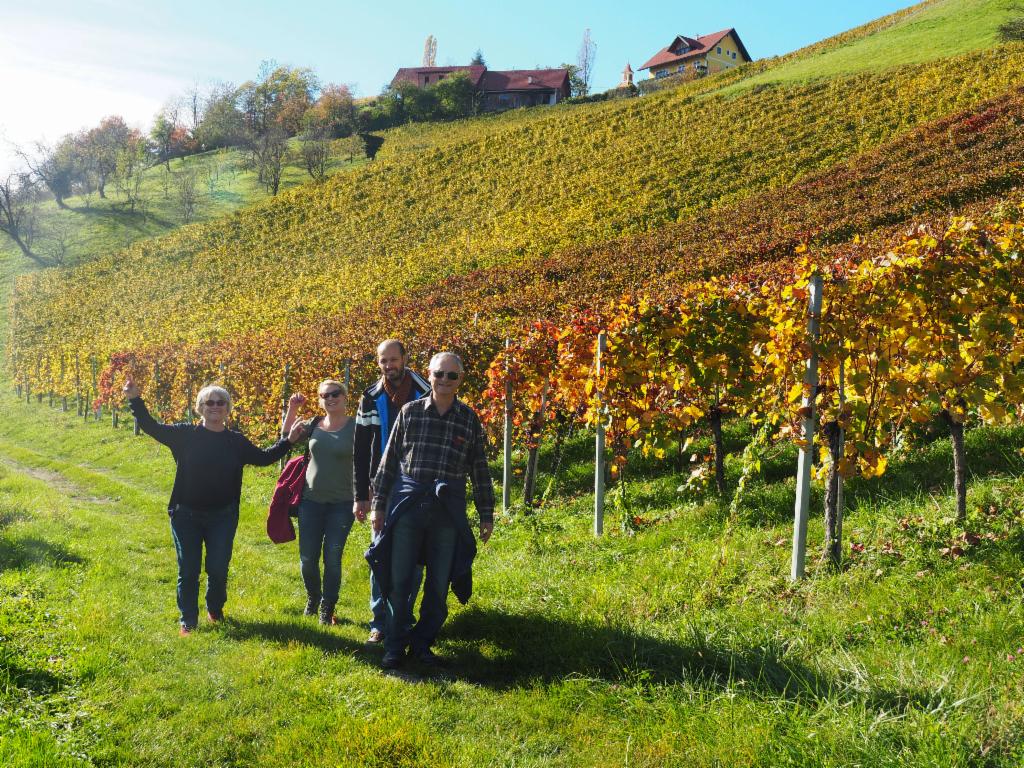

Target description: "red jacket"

left=266, top=455, right=307, bottom=543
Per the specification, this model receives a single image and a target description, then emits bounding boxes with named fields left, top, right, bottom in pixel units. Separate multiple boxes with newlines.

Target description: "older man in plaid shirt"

left=368, top=351, right=494, bottom=670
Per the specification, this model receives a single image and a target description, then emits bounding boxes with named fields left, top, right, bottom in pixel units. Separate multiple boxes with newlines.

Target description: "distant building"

left=638, top=29, right=751, bottom=80
left=390, top=66, right=571, bottom=111
left=620, top=63, right=634, bottom=88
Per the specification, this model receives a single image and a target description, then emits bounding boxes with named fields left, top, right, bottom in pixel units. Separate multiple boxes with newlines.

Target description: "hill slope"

left=8, top=1, right=1024, bottom=429
left=11, top=44, right=1024, bottom=368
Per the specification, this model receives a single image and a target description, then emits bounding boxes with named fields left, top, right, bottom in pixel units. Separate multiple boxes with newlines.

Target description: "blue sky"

left=0, top=0, right=914, bottom=174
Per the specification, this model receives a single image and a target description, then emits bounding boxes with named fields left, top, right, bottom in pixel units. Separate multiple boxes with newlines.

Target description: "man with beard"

left=354, top=339, right=430, bottom=644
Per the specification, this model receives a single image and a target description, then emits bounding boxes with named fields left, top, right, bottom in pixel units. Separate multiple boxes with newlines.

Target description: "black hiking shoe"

left=304, top=595, right=320, bottom=617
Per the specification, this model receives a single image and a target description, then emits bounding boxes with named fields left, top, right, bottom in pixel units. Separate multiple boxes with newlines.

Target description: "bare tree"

left=577, top=28, right=596, bottom=97
left=200, top=156, right=221, bottom=195
left=300, top=133, right=331, bottom=181
left=0, top=173, right=47, bottom=265
left=181, top=83, right=204, bottom=138
left=44, top=216, right=75, bottom=265
left=115, top=135, right=149, bottom=213
left=172, top=168, right=200, bottom=222
left=250, top=129, right=288, bottom=195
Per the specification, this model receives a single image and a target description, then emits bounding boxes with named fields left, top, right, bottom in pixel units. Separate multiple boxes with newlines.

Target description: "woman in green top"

left=283, top=380, right=363, bottom=625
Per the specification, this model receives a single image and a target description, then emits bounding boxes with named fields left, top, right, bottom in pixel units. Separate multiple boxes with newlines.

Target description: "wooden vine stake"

left=280, top=362, right=291, bottom=470
left=502, top=339, right=513, bottom=515
left=791, top=274, right=823, bottom=581
left=594, top=331, right=607, bottom=537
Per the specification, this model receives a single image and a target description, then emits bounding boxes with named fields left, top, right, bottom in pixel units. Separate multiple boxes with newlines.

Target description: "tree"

left=250, top=128, right=288, bottom=195
left=171, top=167, right=200, bottom=222
left=470, top=49, right=486, bottom=66
left=115, top=134, right=149, bottom=212
left=151, top=106, right=184, bottom=171
left=81, top=116, right=132, bottom=198
left=0, top=173, right=45, bottom=265
left=17, top=139, right=80, bottom=209
left=236, top=61, right=319, bottom=138
left=340, top=134, right=364, bottom=163
left=576, top=28, right=596, bottom=97
left=433, top=72, right=478, bottom=118
left=303, top=84, right=356, bottom=138
left=299, top=133, right=331, bottom=181
left=181, top=83, right=204, bottom=138
left=392, top=80, right=439, bottom=122
left=561, top=63, right=587, bottom=98
left=195, top=83, right=247, bottom=149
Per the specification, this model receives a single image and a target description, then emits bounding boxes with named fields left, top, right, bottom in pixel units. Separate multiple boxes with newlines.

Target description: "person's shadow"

left=436, top=608, right=943, bottom=713
left=223, top=606, right=946, bottom=712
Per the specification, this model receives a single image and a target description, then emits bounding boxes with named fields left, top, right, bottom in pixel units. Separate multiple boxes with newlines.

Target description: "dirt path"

left=0, top=455, right=118, bottom=506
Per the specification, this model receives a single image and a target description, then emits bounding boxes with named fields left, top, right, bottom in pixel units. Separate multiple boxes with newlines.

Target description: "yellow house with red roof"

left=639, top=29, right=751, bottom=80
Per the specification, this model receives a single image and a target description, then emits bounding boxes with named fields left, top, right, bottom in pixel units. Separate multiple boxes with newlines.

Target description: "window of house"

left=731, top=51, right=737, bottom=59
left=717, top=46, right=722, bottom=55
left=655, top=69, right=668, bottom=79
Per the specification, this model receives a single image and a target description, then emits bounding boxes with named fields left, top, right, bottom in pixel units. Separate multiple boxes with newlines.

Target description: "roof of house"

left=480, top=69, right=570, bottom=92
left=639, top=29, right=751, bottom=71
left=390, top=65, right=487, bottom=88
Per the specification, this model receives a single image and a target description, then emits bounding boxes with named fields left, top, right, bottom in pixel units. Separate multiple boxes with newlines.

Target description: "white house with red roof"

left=639, top=29, right=751, bottom=80
left=390, top=66, right=571, bottom=111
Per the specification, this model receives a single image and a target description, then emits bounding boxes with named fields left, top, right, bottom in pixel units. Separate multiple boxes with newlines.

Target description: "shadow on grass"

left=0, top=535, right=84, bottom=571
left=0, top=508, right=29, bottom=530
left=219, top=617, right=379, bottom=662
left=70, top=204, right=175, bottom=230
left=440, top=608, right=942, bottom=713
left=0, top=657, right=67, bottom=696
left=732, top=425, right=1024, bottom=527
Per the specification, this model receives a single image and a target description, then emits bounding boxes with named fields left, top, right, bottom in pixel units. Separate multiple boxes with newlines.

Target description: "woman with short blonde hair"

left=282, top=378, right=362, bottom=625
left=123, top=378, right=305, bottom=635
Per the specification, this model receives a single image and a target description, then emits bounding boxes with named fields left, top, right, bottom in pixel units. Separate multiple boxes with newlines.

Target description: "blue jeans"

left=384, top=501, right=457, bottom=655
left=370, top=540, right=422, bottom=632
left=169, top=503, right=239, bottom=628
left=298, top=499, right=355, bottom=605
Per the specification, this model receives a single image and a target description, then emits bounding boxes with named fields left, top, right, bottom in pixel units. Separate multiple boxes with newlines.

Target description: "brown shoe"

left=367, top=629, right=384, bottom=644
left=318, top=601, right=336, bottom=626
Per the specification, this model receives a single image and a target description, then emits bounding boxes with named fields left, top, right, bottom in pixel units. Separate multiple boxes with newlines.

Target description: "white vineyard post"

left=502, top=338, right=513, bottom=514
left=791, top=274, right=824, bottom=581
left=594, top=331, right=607, bottom=537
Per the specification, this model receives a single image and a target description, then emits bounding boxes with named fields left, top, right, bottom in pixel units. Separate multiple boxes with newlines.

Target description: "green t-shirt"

left=303, top=419, right=355, bottom=503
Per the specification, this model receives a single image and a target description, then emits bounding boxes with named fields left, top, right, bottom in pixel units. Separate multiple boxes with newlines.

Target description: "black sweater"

left=129, top=397, right=292, bottom=513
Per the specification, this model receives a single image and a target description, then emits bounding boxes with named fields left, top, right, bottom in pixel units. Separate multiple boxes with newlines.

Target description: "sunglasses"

left=319, top=389, right=344, bottom=399
left=204, top=399, right=227, bottom=407
left=431, top=370, right=460, bottom=381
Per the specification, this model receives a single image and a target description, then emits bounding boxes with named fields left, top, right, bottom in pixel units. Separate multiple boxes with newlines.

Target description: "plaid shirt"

left=371, top=396, right=495, bottom=522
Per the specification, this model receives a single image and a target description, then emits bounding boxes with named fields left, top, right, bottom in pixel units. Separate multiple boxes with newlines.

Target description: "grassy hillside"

left=11, top=44, right=1024, bottom=379
left=730, top=0, right=1021, bottom=89
left=2, top=387, right=1024, bottom=766
left=0, top=139, right=367, bottom=275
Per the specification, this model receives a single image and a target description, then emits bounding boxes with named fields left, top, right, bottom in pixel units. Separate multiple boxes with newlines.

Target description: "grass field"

left=724, top=0, right=1021, bottom=91
left=2, top=391, right=1024, bottom=766
left=0, top=139, right=367, bottom=272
